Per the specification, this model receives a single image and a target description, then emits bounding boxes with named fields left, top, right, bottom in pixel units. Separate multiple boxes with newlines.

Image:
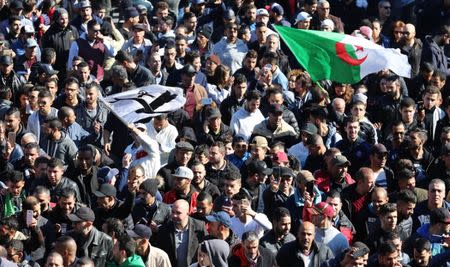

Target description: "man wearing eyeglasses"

left=310, top=0, right=344, bottom=33
left=377, top=0, right=393, bottom=36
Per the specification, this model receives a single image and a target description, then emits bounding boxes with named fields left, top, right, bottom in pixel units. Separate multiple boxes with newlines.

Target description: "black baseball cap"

left=430, top=207, right=450, bottom=224
left=93, top=183, right=117, bottom=198
left=67, top=207, right=95, bottom=222
left=248, top=160, right=273, bottom=176
left=127, top=224, right=152, bottom=239
left=140, top=178, right=159, bottom=196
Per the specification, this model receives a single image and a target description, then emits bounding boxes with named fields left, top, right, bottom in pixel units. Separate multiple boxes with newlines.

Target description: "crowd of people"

left=0, top=0, right=448, bottom=266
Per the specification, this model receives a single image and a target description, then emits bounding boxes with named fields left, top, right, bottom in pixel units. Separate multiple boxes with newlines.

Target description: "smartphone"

left=60, top=223, right=67, bottom=234
left=306, top=181, right=315, bottom=196
left=7, top=132, right=15, bottom=146
left=26, top=210, right=33, bottom=226
left=223, top=196, right=232, bottom=208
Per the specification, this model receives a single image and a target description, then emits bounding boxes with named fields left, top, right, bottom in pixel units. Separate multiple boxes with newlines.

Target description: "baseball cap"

left=67, top=207, right=95, bottom=222
left=430, top=207, right=450, bottom=224
left=127, top=224, right=152, bottom=239
left=10, top=0, right=23, bottom=10
left=300, top=123, right=318, bottom=135
left=207, top=54, right=221, bottom=65
left=197, top=25, right=212, bottom=40
left=352, top=93, right=368, bottom=104
left=172, top=166, right=194, bottom=180
left=251, top=136, right=268, bottom=148
left=273, top=166, right=294, bottom=178
left=268, top=104, right=283, bottom=115
left=371, top=143, right=388, bottom=155
left=93, top=183, right=117, bottom=198
left=331, top=155, right=351, bottom=167
left=97, top=166, right=119, bottom=184
left=206, top=108, right=221, bottom=120
left=23, top=25, right=35, bottom=34
left=206, top=211, right=231, bottom=228
left=124, top=7, right=139, bottom=20
left=256, top=8, right=269, bottom=17
left=223, top=9, right=236, bottom=20
left=272, top=151, right=289, bottom=164
left=176, top=141, right=194, bottom=151
left=311, top=202, right=334, bottom=218
left=297, top=170, right=315, bottom=184
left=133, top=23, right=146, bottom=31
left=24, top=38, right=38, bottom=48
left=136, top=5, right=147, bottom=15
left=248, top=160, right=273, bottom=176
left=321, top=19, right=335, bottom=30
left=295, top=12, right=312, bottom=24
left=140, top=178, right=159, bottom=196
left=0, top=55, right=13, bottom=65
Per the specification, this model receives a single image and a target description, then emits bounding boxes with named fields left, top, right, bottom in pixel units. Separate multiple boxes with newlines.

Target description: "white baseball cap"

left=295, top=12, right=312, bottom=24
left=172, top=166, right=194, bottom=180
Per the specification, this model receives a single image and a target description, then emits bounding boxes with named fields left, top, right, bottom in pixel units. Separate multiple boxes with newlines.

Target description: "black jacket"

left=153, top=217, right=207, bottom=267
left=196, top=123, right=232, bottom=146
left=66, top=166, right=100, bottom=208
left=204, top=160, right=241, bottom=190
left=41, top=24, right=79, bottom=75
left=94, top=191, right=136, bottom=230
left=18, top=215, right=55, bottom=263
left=229, top=245, right=277, bottom=267
left=276, top=240, right=335, bottom=267
left=219, top=94, right=246, bottom=126
left=30, top=176, right=81, bottom=204
left=69, top=227, right=113, bottom=267
left=132, top=200, right=171, bottom=227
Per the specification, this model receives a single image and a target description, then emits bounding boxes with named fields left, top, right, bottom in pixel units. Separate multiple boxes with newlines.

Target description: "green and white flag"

left=274, top=25, right=411, bottom=83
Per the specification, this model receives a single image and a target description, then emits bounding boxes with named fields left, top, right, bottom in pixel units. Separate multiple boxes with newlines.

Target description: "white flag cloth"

left=102, top=85, right=186, bottom=123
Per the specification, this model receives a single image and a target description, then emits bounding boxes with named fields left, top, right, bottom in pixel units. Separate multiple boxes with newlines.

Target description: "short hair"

left=210, top=141, right=226, bottom=154
left=47, top=158, right=64, bottom=169
left=196, top=191, right=212, bottom=203
left=9, top=16, right=20, bottom=24
left=7, top=171, right=24, bottom=184
left=344, top=115, right=360, bottom=126
left=424, top=85, right=441, bottom=96
left=44, top=117, right=63, bottom=130
left=182, top=11, right=196, bottom=22
left=396, top=189, right=417, bottom=204
left=263, top=51, right=279, bottom=66
left=41, top=48, right=56, bottom=64
left=110, top=65, right=128, bottom=80
left=429, top=178, right=445, bottom=190
left=245, top=90, right=261, bottom=102
left=400, top=97, right=415, bottom=109
left=58, top=106, right=74, bottom=120
left=432, top=70, right=447, bottom=81
left=38, top=90, right=52, bottom=99
left=195, top=145, right=209, bottom=157
left=77, top=61, right=89, bottom=69
left=438, top=25, right=450, bottom=36
left=0, top=216, right=19, bottom=230
left=378, top=241, right=397, bottom=256
left=242, top=231, right=259, bottom=242
left=115, top=50, right=134, bottom=63
left=225, top=21, right=237, bottom=30
left=103, top=218, right=125, bottom=237
left=87, top=19, right=99, bottom=30
left=233, top=73, right=247, bottom=86
left=327, top=189, right=341, bottom=199
left=33, top=186, right=50, bottom=196
left=59, top=188, right=76, bottom=199
left=155, top=1, right=169, bottom=10
left=7, top=240, right=24, bottom=252
left=245, top=50, right=258, bottom=59
left=34, top=156, right=49, bottom=168
left=116, top=234, right=136, bottom=257
left=379, top=203, right=397, bottom=216
left=410, top=128, right=428, bottom=143
left=272, top=207, right=291, bottom=221
left=414, top=238, right=431, bottom=252
left=396, top=168, right=415, bottom=180
left=385, top=74, right=400, bottom=84
left=232, top=190, right=251, bottom=202
left=184, top=50, right=200, bottom=65
left=22, top=196, right=39, bottom=210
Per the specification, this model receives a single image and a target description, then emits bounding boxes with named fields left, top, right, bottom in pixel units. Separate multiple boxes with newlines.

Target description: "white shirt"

left=146, top=119, right=178, bottom=165
left=230, top=107, right=265, bottom=141
left=299, top=251, right=314, bottom=267
left=230, top=213, right=272, bottom=239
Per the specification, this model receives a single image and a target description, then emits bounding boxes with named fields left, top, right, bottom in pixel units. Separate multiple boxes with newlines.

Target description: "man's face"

left=175, top=149, right=193, bottom=166
left=246, top=8, right=256, bottom=22
left=297, top=19, right=310, bottom=29
left=224, top=179, right=240, bottom=197
left=208, top=146, right=224, bottom=165
left=196, top=199, right=212, bottom=216
left=24, top=147, right=39, bottom=167
left=233, top=141, right=247, bottom=158
left=244, top=57, right=257, bottom=71
left=379, top=251, right=398, bottom=267
left=279, top=176, right=293, bottom=192
left=208, top=117, right=221, bottom=132
left=78, top=66, right=90, bottom=82
left=5, top=114, right=20, bottom=132
left=25, top=46, right=36, bottom=58
left=11, top=20, right=21, bottom=34
left=385, top=81, right=399, bottom=97
left=205, top=59, right=218, bottom=75
left=330, top=164, right=348, bottom=181
left=251, top=146, right=266, bottom=161
left=247, top=99, right=260, bottom=112
left=207, top=221, right=220, bottom=237
left=73, top=221, right=90, bottom=235
left=7, top=247, right=20, bottom=263
left=398, top=177, right=416, bottom=190
left=256, top=26, right=267, bottom=43
left=379, top=2, right=391, bottom=18
left=400, top=106, right=415, bottom=123
left=429, top=183, right=445, bottom=206
left=192, top=164, right=205, bottom=185
left=58, top=196, right=75, bottom=215
left=148, top=55, right=162, bottom=73
left=268, top=112, right=282, bottom=128
left=38, top=96, right=52, bottom=114
left=87, top=24, right=101, bottom=40
left=326, top=196, right=342, bottom=217
left=184, top=17, right=197, bottom=32
left=413, top=249, right=431, bottom=267
left=80, top=7, right=92, bottom=20
left=156, top=8, right=169, bottom=18
left=275, top=216, right=291, bottom=236
left=47, top=166, right=63, bottom=186
left=7, top=181, right=24, bottom=197
left=243, top=240, right=259, bottom=259
left=226, top=25, right=238, bottom=42
left=85, top=88, right=98, bottom=106
left=97, top=196, right=114, bottom=210
left=409, top=132, right=423, bottom=149
left=345, top=122, right=360, bottom=140
left=397, top=200, right=415, bottom=219
left=380, top=211, right=397, bottom=231
left=266, top=36, right=279, bottom=52
left=65, top=83, right=79, bottom=101
left=298, top=224, right=315, bottom=250
left=46, top=81, right=58, bottom=97
left=174, top=177, right=190, bottom=192
left=164, top=48, right=176, bottom=65
left=171, top=203, right=188, bottom=225
left=392, top=125, right=405, bottom=143
left=360, top=175, right=375, bottom=194
left=77, top=150, right=94, bottom=172
left=181, top=73, right=195, bottom=87
left=372, top=22, right=381, bottom=39
left=431, top=76, right=446, bottom=89
left=372, top=192, right=388, bottom=213
left=351, top=104, right=366, bottom=120
left=423, top=93, right=438, bottom=110
left=317, top=3, right=330, bottom=18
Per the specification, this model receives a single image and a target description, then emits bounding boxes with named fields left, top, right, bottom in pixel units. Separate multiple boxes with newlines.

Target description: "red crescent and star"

left=335, top=42, right=368, bottom=66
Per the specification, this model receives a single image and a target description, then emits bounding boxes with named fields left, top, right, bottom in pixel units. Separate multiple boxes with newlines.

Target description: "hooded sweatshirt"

left=204, top=239, right=230, bottom=267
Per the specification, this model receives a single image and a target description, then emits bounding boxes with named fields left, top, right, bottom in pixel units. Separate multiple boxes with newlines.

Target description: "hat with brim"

left=127, top=224, right=152, bottom=239
left=311, top=202, right=334, bottom=218
left=297, top=170, right=315, bottom=184
left=331, top=155, right=351, bottom=167
left=93, top=183, right=117, bottom=198
left=205, top=211, right=231, bottom=228
left=172, top=166, right=194, bottom=180
left=67, top=207, right=95, bottom=222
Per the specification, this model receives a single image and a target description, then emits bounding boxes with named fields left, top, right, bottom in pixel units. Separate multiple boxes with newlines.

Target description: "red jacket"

left=163, top=189, right=199, bottom=214
left=314, top=169, right=355, bottom=193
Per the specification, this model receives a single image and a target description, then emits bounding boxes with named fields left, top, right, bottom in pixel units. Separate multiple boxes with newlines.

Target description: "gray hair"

left=242, top=231, right=259, bottom=242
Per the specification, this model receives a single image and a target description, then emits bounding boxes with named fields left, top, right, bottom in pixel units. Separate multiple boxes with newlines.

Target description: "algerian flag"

left=274, top=25, right=411, bottom=83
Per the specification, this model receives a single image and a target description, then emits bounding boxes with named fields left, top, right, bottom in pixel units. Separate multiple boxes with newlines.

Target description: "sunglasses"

left=382, top=6, right=391, bottom=9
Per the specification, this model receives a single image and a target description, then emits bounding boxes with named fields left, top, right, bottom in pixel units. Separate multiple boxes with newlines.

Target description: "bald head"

left=173, top=199, right=189, bottom=211
left=54, top=236, right=77, bottom=266
left=172, top=199, right=190, bottom=228
left=45, top=252, right=64, bottom=267
left=332, top=98, right=346, bottom=114
left=404, top=24, right=416, bottom=40
left=301, top=221, right=315, bottom=233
